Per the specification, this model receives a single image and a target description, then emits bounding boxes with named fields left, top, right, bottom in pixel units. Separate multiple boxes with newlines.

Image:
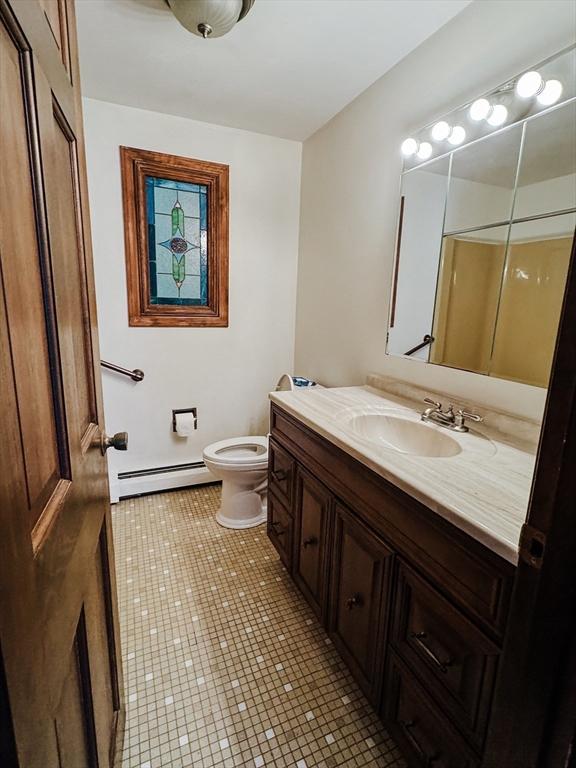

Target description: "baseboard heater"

left=118, top=460, right=207, bottom=480
left=112, top=461, right=214, bottom=502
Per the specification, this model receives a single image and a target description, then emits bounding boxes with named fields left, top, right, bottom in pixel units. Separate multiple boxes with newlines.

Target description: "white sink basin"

left=347, top=413, right=462, bottom=458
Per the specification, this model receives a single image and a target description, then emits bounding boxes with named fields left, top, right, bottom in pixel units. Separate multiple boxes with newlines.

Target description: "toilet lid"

left=203, top=436, right=268, bottom=466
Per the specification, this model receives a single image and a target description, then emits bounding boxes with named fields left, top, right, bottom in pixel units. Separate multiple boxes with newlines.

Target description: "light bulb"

left=447, top=126, right=466, bottom=145
left=487, top=105, right=508, bottom=127
left=537, top=79, right=563, bottom=106
left=416, top=142, right=433, bottom=160
left=469, top=98, right=491, bottom=121
left=431, top=121, right=451, bottom=141
left=516, top=71, right=543, bottom=98
left=401, top=138, right=418, bottom=156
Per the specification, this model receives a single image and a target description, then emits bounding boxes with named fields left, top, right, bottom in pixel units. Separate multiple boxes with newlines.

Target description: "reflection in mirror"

left=431, top=226, right=508, bottom=374
left=387, top=46, right=576, bottom=387
left=387, top=156, right=449, bottom=360
left=514, top=102, right=576, bottom=220
left=444, top=126, right=522, bottom=233
left=490, top=213, right=575, bottom=387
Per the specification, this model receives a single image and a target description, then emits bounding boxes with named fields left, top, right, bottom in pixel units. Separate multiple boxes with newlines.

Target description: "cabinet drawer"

left=385, top=653, right=478, bottom=768
left=268, top=439, right=294, bottom=510
left=329, top=503, right=393, bottom=705
left=391, top=563, right=499, bottom=748
left=294, top=468, right=332, bottom=621
left=267, top=493, right=292, bottom=571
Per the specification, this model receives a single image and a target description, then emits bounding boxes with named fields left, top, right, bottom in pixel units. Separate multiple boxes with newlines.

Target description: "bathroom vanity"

left=267, top=383, right=537, bottom=768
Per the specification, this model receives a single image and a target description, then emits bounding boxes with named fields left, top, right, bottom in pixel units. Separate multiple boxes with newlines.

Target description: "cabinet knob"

left=346, top=593, right=362, bottom=610
left=303, top=536, right=318, bottom=548
left=271, top=468, right=287, bottom=481
left=271, top=521, right=285, bottom=536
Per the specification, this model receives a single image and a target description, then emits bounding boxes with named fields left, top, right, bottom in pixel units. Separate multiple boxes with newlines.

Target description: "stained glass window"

left=121, top=146, right=228, bottom=327
left=145, top=177, right=208, bottom=306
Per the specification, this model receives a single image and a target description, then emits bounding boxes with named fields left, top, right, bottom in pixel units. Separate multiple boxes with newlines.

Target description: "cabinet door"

left=268, top=439, right=294, bottom=509
left=293, top=468, right=332, bottom=621
left=329, top=503, right=393, bottom=704
left=267, top=492, right=292, bottom=571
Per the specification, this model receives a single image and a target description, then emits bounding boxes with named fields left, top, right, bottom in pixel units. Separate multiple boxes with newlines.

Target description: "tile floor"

left=112, top=484, right=405, bottom=768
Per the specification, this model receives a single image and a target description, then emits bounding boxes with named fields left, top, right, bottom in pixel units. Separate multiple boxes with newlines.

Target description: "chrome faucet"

left=421, top=398, right=483, bottom=433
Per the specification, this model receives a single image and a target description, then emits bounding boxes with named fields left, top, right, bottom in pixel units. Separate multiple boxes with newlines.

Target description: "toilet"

left=203, top=436, right=268, bottom=529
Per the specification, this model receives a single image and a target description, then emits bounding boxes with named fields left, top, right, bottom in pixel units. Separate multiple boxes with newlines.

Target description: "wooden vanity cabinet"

left=267, top=403, right=516, bottom=767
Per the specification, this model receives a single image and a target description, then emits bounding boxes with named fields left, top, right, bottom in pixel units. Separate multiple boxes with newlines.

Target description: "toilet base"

left=215, top=480, right=267, bottom=529
left=216, top=505, right=267, bottom=530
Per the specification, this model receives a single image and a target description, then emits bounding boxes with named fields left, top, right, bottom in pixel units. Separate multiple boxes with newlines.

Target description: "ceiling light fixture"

left=431, top=121, right=451, bottom=141
left=166, top=0, right=255, bottom=39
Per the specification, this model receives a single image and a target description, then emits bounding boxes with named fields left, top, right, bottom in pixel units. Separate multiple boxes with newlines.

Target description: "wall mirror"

left=387, top=46, right=576, bottom=388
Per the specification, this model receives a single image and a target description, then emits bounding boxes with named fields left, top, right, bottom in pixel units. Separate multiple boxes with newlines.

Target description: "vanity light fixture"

left=469, top=98, right=492, bottom=121
left=516, top=70, right=544, bottom=98
left=431, top=121, right=451, bottom=141
left=537, top=79, right=563, bottom=105
left=447, top=126, right=466, bottom=145
left=416, top=141, right=433, bottom=160
left=401, top=138, right=418, bottom=157
left=487, top=104, right=508, bottom=127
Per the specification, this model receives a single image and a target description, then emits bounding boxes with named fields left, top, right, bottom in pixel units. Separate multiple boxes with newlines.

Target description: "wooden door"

left=482, top=241, right=576, bottom=765
left=329, top=503, right=392, bottom=705
left=293, top=468, right=332, bottom=620
left=0, top=1, right=122, bottom=767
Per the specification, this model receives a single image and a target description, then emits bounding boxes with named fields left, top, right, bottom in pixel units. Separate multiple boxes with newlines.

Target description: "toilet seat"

left=203, top=436, right=268, bottom=470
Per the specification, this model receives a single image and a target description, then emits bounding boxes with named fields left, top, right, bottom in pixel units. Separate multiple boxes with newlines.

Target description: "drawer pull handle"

left=399, top=719, right=440, bottom=763
left=410, top=631, right=453, bottom=674
left=271, top=469, right=287, bottom=482
left=346, top=593, right=363, bottom=610
left=303, top=536, right=318, bottom=548
left=271, top=521, right=285, bottom=536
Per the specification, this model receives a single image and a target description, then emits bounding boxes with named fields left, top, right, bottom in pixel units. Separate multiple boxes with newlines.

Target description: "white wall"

left=295, top=0, right=576, bottom=419
left=84, top=99, right=301, bottom=493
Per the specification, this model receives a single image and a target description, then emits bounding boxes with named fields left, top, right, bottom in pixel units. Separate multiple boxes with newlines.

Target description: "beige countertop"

left=269, top=384, right=538, bottom=565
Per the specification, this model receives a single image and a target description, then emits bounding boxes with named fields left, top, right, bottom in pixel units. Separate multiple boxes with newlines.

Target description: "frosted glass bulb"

left=447, top=126, right=466, bottom=145
left=469, top=98, right=491, bottom=121
left=487, top=105, right=508, bottom=126
left=431, top=121, right=451, bottom=141
left=537, top=79, right=563, bottom=106
left=416, top=142, right=433, bottom=160
left=516, top=71, right=543, bottom=98
left=401, top=138, right=418, bottom=156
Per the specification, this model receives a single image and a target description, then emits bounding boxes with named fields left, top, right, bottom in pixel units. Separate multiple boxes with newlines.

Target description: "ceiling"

left=76, top=0, right=471, bottom=141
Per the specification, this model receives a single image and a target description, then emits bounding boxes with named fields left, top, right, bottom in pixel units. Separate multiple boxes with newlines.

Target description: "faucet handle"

left=424, top=397, right=442, bottom=409
left=457, top=409, right=483, bottom=423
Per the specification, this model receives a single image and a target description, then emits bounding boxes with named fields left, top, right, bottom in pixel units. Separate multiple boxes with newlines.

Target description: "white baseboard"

left=109, top=464, right=217, bottom=502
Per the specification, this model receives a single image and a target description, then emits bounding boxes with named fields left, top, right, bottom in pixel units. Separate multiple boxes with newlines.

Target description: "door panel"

left=0, top=20, right=62, bottom=528
left=294, top=468, right=332, bottom=620
left=0, top=2, right=122, bottom=766
left=329, top=503, right=392, bottom=704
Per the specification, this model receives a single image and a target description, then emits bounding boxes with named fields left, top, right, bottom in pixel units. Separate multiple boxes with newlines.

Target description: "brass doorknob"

left=94, top=430, right=128, bottom=455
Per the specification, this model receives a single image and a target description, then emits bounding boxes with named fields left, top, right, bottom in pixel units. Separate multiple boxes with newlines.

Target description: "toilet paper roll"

left=174, top=411, right=196, bottom=438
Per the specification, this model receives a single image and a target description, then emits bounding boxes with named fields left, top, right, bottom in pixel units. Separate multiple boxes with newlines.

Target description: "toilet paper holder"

left=172, top=408, right=198, bottom=432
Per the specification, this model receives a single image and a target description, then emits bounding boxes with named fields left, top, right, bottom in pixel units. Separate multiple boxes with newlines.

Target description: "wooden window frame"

left=120, top=146, right=229, bottom=327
